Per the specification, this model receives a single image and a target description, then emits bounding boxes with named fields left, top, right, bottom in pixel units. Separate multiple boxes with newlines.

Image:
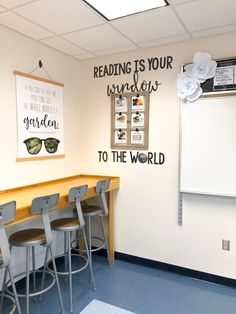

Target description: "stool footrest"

left=71, top=236, right=105, bottom=254
left=1, top=293, right=17, bottom=314
left=5, top=270, right=56, bottom=298
left=47, top=253, right=88, bottom=276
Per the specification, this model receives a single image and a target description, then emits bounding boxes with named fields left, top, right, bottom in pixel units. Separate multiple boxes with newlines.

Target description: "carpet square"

left=80, top=299, right=136, bottom=314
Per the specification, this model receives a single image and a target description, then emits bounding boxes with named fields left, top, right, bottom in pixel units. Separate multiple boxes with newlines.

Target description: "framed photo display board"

left=111, top=92, right=149, bottom=150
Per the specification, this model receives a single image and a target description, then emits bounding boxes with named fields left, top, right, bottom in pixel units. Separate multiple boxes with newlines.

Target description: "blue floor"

left=2, top=255, right=236, bottom=314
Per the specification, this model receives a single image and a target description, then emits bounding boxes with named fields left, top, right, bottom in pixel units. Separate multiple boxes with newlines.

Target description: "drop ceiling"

left=0, top=0, right=236, bottom=60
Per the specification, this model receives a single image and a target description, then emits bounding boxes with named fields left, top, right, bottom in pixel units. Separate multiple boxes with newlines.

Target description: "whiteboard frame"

left=178, top=91, right=236, bottom=225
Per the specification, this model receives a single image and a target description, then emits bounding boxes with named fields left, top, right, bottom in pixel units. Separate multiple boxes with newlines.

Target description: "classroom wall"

left=0, top=25, right=82, bottom=190
left=1, top=24, right=236, bottom=280
left=0, top=25, right=83, bottom=282
left=79, top=31, right=236, bottom=279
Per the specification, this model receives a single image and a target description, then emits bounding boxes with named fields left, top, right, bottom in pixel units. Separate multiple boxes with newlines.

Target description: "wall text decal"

left=98, top=150, right=165, bottom=165
left=93, top=56, right=173, bottom=96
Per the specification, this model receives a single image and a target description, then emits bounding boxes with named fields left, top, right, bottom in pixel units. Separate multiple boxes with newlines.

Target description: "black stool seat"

left=9, top=229, right=45, bottom=247
left=51, top=218, right=81, bottom=232
left=82, top=205, right=102, bottom=216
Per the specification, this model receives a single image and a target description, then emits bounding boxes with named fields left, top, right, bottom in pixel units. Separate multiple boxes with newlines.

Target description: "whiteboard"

left=180, top=94, right=236, bottom=197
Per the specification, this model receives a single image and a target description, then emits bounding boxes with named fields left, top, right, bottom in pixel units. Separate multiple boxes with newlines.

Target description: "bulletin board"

left=184, top=57, right=236, bottom=94
left=14, top=71, right=64, bottom=161
left=111, top=92, right=149, bottom=150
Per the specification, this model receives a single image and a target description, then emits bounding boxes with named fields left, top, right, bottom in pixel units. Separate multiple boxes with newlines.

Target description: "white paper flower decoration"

left=176, top=52, right=217, bottom=102
left=185, top=52, right=217, bottom=83
left=177, top=73, right=202, bottom=102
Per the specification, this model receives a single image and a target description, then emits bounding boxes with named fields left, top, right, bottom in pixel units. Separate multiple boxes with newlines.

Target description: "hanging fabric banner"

left=14, top=71, right=64, bottom=161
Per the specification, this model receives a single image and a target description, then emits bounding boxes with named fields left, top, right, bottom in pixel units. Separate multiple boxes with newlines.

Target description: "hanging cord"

left=29, top=60, right=54, bottom=81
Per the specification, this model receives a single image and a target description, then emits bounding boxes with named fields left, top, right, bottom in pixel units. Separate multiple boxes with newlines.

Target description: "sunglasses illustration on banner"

left=23, top=137, right=60, bottom=155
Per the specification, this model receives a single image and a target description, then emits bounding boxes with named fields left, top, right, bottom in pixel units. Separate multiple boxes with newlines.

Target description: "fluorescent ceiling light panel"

left=83, top=0, right=168, bottom=20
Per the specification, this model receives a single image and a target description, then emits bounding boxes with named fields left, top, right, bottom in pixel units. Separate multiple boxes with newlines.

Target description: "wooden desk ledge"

left=0, top=174, right=120, bottom=226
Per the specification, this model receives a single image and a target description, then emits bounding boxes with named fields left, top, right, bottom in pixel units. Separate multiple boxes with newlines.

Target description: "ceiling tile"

left=94, top=44, right=138, bottom=57
left=0, top=0, right=34, bottom=9
left=191, top=24, right=236, bottom=38
left=175, top=0, right=236, bottom=32
left=74, top=52, right=95, bottom=60
left=0, top=11, right=53, bottom=40
left=63, top=24, right=132, bottom=51
left=111, top=6, right=187, bottom=43
left=14, top=0, right=105, bottom=34
left=40, top=36, right=86, bottom=56
left=138, top=33, right=191, bottom=48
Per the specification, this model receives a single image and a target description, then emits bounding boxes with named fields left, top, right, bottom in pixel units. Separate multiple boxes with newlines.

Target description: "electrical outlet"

left=222, top=239, right=230, bottom=251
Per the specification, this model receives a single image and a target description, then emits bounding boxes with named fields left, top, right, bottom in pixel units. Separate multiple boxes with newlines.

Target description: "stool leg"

left=100, top=216, right=111, bottom=266
left=88, top=216, right=92, bottom=265
left=0, top=267, right=8, bottom=312
left=26, top=246, right=30, bottom=314
left=68, top=231, right=73, bottom=313
left=7, top=265, right=22, bottom=314
left=0, top=244, right=14, bottom=311
left=64, top=232, right=68, bottom=280
left=32, top=246, right=37, bottom=300
left=39, top=245, right=49, bottom=301
left=82, top=228, right=96, bottom=291
left=48, top=245, right=65, bottom=314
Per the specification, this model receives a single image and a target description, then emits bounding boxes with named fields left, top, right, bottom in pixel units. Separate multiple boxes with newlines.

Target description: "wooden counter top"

left=0, top=174, right=120, bottom=226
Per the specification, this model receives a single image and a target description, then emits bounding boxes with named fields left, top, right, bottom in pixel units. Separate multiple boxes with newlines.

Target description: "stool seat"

left=9, top=229, right=45, bottom=247
left=51, top=218, right=81, bottom=232
left=82, top=205, right=102, bottom=217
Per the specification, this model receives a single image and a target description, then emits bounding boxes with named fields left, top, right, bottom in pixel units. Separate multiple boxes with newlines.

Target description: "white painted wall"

left=1, top=24, right=236, bottom=281
left=0, top=25, right=81, bottom=282
left=79, top=31, right=236, bottom=279
left=0, top=25, right=82, bottom=189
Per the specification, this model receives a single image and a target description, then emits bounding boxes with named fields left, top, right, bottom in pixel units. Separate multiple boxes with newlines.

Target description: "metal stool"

left=49, top=185, right=95, bottom=313
left=80, top=179, right=111, bottom=267
left=6, top=194, right=65, bottom=314
left=0, top=201, right=22, bottom=314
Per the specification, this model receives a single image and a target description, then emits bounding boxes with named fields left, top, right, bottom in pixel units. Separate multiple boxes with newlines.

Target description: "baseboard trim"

left=114, top=251, right=236, bottom=288
left=95, top=249, right=236, bottom=288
